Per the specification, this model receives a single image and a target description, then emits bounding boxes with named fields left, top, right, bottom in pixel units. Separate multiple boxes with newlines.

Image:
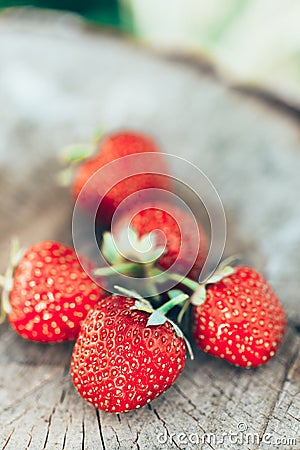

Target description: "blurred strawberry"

left=71, top=131, right=171, bottom=226
left=112, top=202, right=207, bottom=280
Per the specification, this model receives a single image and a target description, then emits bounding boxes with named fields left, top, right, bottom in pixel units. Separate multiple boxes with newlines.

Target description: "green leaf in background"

left=2, top=0, right=300, bottom=109
left=0, top=0, right=122, bottom=27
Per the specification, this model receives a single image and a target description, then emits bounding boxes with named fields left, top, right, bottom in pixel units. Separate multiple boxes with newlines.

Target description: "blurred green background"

left=0, top=0, right=122, bottom=27
left=1, top=1, right=300, bottom=109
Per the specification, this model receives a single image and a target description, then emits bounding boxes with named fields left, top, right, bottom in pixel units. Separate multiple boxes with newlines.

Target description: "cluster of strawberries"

left=0, top=131, right=286, bottom=413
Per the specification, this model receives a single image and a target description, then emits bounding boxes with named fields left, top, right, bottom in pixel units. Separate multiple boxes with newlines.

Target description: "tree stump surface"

left=0, top=10, right=299, bottom=450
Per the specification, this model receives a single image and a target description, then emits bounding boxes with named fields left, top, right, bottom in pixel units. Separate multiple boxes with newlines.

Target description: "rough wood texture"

left=0, top=10, right=299, bottom=450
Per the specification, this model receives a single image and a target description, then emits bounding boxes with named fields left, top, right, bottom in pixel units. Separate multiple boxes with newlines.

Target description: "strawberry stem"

left=94, top=262, right=140, bottom=277
left=147, top=267, right=199, bottom=291
left=156, top=293, right=189, bottom=316
left=166, top=273, right=199, bottom=291
left=177, top=298, right=191, bottom=324
left=125, top=289, right=194, bottom=360
left=143, top=263, right=161, bottom=301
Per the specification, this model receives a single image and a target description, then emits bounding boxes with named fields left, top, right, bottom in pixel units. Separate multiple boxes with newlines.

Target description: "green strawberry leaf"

left=208, top=266, right=235, bottom=284
left=56, top=167, right=74, bottom=187
left=147, top=310, right=167, bottom=326
left=134, top=300, right=153, bottom=311
left=10, top=238, right=24, bottom=268
left=190, top=284, right=207, bottom=306
left=1, top=286, right=12, bottom=315
left=114, top=285, right=144, bottom=301
left=139, top=233, right=154, bottom=253
left=102, top=232, right=123, bottom=265
left=115, top=226, right=165, bottom=264
left=0, top=238, right=23, bottom=323
left=127, top=226, right=140, bottom=246
left=60, top=144, right=93, bottom=164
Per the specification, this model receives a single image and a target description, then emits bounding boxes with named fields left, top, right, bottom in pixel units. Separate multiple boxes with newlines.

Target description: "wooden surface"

left=0, top=10, right=300, bottom=450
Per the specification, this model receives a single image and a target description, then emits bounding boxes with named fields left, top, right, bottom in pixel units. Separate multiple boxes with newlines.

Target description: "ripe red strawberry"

left=70, top=295, right=186, bottom=412
left=4, top=241, right=106, bottom=342
left=192, top=266, right=286, bottom=368
left=72, top=131, right=171, bottom=226
left=113, top=202, right=208, bottom=280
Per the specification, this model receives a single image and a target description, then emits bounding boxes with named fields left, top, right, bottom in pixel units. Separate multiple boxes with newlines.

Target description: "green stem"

left=156, top=293, right=188, bottom=316
left=177, top=298, right=191, bottom=324
left=152, top=270, right=198, bottom=291
left=142, top=263, right=161, bottom=301
left=168, top=273, right=199, bottom=291
left=94, top=262, right=140, bottom=277
left=147, top=266, right=199, bottom=291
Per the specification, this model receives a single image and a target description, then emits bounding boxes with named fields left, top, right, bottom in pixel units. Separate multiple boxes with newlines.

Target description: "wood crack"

left=172, top=383, right=197, bottom=412
left=42, top=406, right=56, bottom=450
left=60, top=387, right=67, bottom=405
left=25, top=426, right=33, bottom=450
left=61, top=424, right=68, bottom=450
left=133, top=430, right=141, bottom=450
left=255, top=344, right=300, bottom=449
left=1, top=407, right=31, bottom=428
left=81, top=413, right=85, bottom=450
left=95, top=409, right=106, bottom=450
left=286, top=411, right=300, bottom=423
left=110, top=426, right=121, bottom=449
left=1, top=428, right=14, bottom=450
left=153, top=408, right=181, bottom=450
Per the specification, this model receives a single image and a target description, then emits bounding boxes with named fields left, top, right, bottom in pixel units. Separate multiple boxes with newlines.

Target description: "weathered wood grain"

left=0, top=10, right=299, bottom=450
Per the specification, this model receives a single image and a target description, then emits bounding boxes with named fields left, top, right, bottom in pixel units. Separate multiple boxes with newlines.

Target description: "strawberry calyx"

left=97, top=230, right=239, bottom=328
left=57, top=128, right=104, bottom=186
left=0, top=239, right=25, bottom=323
left=148, top=255, right=238, bottom=306
left=97, top=246, right=238, bottom=309
left=113, top=285, right=194, bottom=359
left=97, top=227, right=238, bottom=297
left=98, top=227, right=166, bottom=269
left=94, top=261, right=141, bottom=277
left=191, top=262, right=236, bottom=306
left=94, top=228, right=167, bottom=292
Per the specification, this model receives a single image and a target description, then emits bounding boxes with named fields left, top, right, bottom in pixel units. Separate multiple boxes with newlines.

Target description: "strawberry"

left=1, top=240, right=106, bottom=342
left=191, top=266, right=286, bottom=368
left=111, top=202, right=208, bottom=281
left=70, top=294, right=186, bottom=412
left=72, top=131, right=172, bottom=226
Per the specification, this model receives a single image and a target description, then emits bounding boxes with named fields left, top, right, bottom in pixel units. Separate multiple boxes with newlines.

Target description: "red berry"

left=73, top=131, right=171, bottom=226
left=192, top=266, right=286, bottom=368
left=8, top=241, right=106, bottom=342
left=114, top=202, right=208, bottom=280
left=70, top=295, right=186, bottom=412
